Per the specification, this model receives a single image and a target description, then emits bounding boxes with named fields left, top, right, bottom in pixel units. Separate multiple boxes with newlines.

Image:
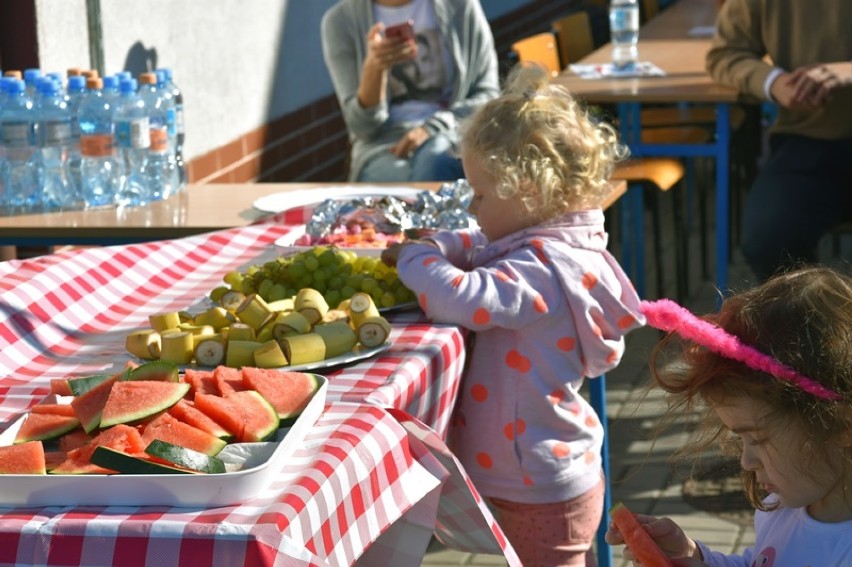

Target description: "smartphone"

left=384, top=20, right=415, bottom=42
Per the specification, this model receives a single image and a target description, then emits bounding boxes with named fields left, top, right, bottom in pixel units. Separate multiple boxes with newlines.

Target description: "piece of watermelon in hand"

left=609, top=502, right=676, bottom=567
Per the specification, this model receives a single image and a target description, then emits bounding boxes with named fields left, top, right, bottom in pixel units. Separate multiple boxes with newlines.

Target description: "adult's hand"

left=364, top=23, right=417, bottom=73
left=391, top=126, right=430, bottom=158
left=769, top=71, right=820, bottom=112
left=791, top=61, right=852, bottom=107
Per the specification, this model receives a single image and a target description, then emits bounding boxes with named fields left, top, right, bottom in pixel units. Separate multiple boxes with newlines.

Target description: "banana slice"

left=280, top=333, right=327, bottom=366
left=236, top=294, right=276, bottom=330
left=313, top=321, right=358, bottom=358
left=349, top=292, right=381, bottom=330
left=295, top=288, right=329, bottom=326
left=220, top=290, right=247, bottom=312
left=226, top=322, right=256, bottom=342
left=253, top=340, right=289, bottom=368
left=125, top=329, right=161, bottom=360
left=225, top=340, right=263, bottom=368
left=194, top=335, right=226, bottom=367
left=149, top=312, right=181, bottom=332
left=160, top=331, right=194, bottom=365
left=357, top=316, right=392, bottom=348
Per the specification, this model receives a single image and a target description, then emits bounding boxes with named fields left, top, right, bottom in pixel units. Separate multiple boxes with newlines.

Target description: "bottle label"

left=116, top=118, right=151, bottom=149
left=80, top=133, right=115, bottom=157
left=41, top=121, right=72, bottom=147
left=150, top=126, right=169, bottom=154
left=2, top=122, right=35, bottom=148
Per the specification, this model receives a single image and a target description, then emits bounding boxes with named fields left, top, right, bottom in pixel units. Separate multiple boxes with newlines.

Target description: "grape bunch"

left=212, top=247, right=415, bottom=310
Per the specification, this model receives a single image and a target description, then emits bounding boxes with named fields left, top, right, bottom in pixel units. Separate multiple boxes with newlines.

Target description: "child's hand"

left=605, top=513, right=702, bottom=563
left=380, top=239, right=438, bottom=267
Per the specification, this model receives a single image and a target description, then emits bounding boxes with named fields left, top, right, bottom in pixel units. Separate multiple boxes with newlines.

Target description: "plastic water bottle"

left=0, top=79, right=40, bottom=213
left=138, top=72, right=178, bottom=200
left=23, top=68, right=42, bottom=98
left=114, top=78, right=151, bottom=207
left=156, top=67, right=186, bottom=188
left=65, top=75, right=87, bottom=194
left=35, top=78, right=80, bottom=210
left=609, top=0, right=640, bottom=70
left=78, top=77, right=121, bottom=208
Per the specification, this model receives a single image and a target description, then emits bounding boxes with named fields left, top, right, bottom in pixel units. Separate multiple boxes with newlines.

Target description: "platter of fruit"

left=0, top=361, right=327, bottom=507
left=126, top=285, right=397, bottom=371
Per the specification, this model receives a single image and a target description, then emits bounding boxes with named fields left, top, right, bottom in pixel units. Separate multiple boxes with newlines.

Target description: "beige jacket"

left=706, top=0, right=852, bottom=139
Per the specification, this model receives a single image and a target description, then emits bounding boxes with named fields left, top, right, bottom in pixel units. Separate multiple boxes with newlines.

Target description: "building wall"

left=31, top=0, right=589, bottom=185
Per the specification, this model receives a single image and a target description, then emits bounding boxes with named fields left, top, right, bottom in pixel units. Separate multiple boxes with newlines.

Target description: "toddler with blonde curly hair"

left=382, top=64, right=644, bottom=565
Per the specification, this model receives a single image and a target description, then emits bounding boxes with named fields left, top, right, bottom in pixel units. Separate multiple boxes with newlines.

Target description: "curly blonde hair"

left=459, top=63, right=627, bottom=220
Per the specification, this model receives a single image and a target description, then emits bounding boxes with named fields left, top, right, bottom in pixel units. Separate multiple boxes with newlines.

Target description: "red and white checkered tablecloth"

left=0, top=218, right=518, bottom=566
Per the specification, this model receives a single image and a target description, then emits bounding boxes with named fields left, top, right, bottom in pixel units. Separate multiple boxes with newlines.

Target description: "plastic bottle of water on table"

left=138, top=72, right=178, bottom=200
left=114, top=78, right=151, bottom=207
left=78, top=76, right=121, bottom=208
left=0, top=79, right=40, bottom=213
left=65, top=75, right=87, bottom=194
left=35, top=78, right=81, bottom=210
left=156, top=67, right=186, bottom=189
left=609, top=0, right=640, bottom=70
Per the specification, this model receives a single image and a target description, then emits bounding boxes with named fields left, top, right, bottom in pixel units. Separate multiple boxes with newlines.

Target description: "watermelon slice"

left=0, top=441, right=46, bottom=474
left=29, top=403, right=78, bottom=417
left=71, top=372, right=122, bottom=433
left=90, top=446, right=195, bottom=475
left=183, top=368, right=218, bottom=397
left=610, top=502, right=676, bottom=567
left=213, top=366, right=245, bottom=396
left=168, top=399, right=232, bottom=439
left=125, top=360, right=179, bottom=382
left=49, top=378, right=74, bottom=396
left=144, top=439, right=226, bottom=474
left=241, top=368, right=319, bottom=420
left=141, top=412, right=227, bottom=456
left=51, top=424, right=147, bottom=475
left=14, top=412, right=81, bottom=443
left=58, top=428, right=93, bottom=453
left=99, top=381, right=191, bottom=428
left=194, top=391, right=279, bottom=442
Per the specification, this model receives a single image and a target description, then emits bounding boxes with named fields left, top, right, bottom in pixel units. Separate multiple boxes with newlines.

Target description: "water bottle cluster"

left=0, top=67, right=186, bottom=214
left=608, top=0, right=640, bottom=70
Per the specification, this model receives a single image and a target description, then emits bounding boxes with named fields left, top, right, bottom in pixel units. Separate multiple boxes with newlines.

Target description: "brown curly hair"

left=649, top=265, right=852, bottom=511
left=458, top=63, right=628, bottom=221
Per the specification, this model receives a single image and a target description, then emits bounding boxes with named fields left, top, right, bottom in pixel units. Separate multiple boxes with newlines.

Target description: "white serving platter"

left=252, top=185, right=423, bottom=214
left=183, top=342, right=391, bottom=372
left=0, top=374, right=328, bottom=508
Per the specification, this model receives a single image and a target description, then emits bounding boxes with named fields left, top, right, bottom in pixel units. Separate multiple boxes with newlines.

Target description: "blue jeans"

left=357, top=132, right=464, bottom=183
left=742, top=134, right=852, bottom=279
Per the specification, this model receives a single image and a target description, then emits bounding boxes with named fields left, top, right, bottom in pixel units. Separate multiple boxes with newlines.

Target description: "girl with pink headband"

left=607, top=265, right=852, bottom=565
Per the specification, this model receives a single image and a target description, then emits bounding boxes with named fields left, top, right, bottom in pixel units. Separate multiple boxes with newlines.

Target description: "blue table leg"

left=714, top=103, right=731, bottom=298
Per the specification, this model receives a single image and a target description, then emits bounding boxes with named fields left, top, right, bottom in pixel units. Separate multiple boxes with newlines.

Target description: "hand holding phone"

left=384, top=20, right=415, bottom=42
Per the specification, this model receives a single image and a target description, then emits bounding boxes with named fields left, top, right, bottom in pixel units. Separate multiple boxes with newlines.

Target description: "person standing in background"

left=321, top=0, right=499, bottom=182
left=706, top=0, right=852, bottom=280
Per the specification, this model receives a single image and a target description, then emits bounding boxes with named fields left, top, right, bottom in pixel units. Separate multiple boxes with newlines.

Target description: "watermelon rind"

left=125, top=360, right=180, bottom=383
left=68, top=369, right=129, bottom=396
left=99, top=382, right=191, bottom=428
left=240, top=369, right=320, bottom=421
left=194, top=390, right=280, bottom=443
left=144, top=439, right=226, bottom=474
left=70, top=374, right=122, bottom=433
left=90, top=446, right=195, bottom=475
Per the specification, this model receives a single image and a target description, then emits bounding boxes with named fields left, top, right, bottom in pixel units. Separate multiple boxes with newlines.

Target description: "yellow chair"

left=510, top=32, right=561, bottom=78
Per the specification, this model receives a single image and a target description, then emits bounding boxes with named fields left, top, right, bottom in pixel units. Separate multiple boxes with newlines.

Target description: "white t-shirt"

left=373, top=0, right=454, bottom=124
left=698, top=496, right=852, bottom=566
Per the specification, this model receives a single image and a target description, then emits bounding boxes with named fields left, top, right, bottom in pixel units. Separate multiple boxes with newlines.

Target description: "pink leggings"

left=487, top=474, right=605, bottom=567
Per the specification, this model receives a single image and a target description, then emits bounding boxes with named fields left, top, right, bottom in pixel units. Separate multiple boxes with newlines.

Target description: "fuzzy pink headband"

left=639, top=299, right=842, bottom=401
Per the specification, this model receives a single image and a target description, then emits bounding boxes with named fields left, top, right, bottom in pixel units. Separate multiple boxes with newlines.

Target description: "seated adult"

left=706, top=0, right=852, bottom=280
left=321, top=0, right=500, bottom=182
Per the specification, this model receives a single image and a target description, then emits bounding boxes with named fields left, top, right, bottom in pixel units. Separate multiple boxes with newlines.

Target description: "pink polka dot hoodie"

left=394, top=208, right=645, bottom=503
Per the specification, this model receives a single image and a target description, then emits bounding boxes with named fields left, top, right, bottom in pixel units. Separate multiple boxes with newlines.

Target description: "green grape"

left=340, top=285, right=357, bottom=299
left=312, top=280, right=327, bottom=294
left=361, top=257, right=378, bottom=273
left=209, top=286, right=230, bottom=303
left=346, top=275, right=362, bottom=289
left=257, top=278, right=275, bottom=299
left=339, top=263, right=354, bottom=276
left=285, top=287, right=298, bottom=299
left=380, top=291, right=396, bottom=308
left=223, top=271, right=243, bottom=287
left=296, top=275, right=313, bottom=290
left=318, top=249, right=338, bottom=267
left=312, top=267, right=329, bottom=282
left=304, top=255, right=320, bottom=272
left=325, top=290, right=342, bottom=309
left=353, top=256, right=368, bottom=272
left=287, top=261, right=307, bottom=280
left=382, top=271, right=399, bottom=286
left=371, top=288, right=384, bottom=303
left=394, top=285, right=411, bottom=302
left=268, top=283, right=289, bottom=301
left=328, top=276, right=344, bottom=290
left=360, top=277, right=379, bottom=294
